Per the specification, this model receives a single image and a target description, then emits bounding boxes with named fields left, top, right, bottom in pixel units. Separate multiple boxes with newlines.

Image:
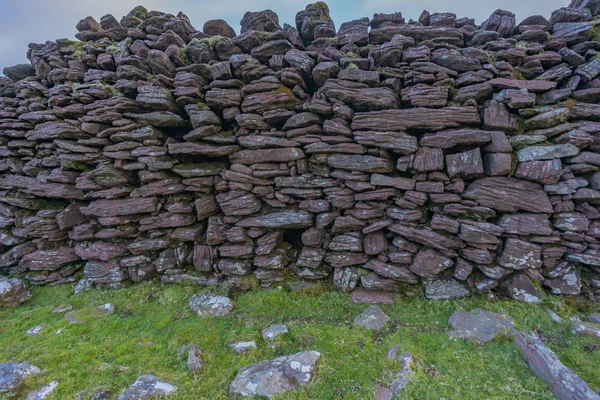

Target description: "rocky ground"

left=3, top=1, right=600, bottom=302
left=0, top=283, right=599, bottom=399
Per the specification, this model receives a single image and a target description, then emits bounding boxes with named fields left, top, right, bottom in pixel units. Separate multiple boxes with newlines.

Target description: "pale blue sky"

left=1, top=0, right=569, bottom=73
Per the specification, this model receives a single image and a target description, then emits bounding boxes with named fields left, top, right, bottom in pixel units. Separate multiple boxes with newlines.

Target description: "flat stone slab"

left=189, top=292, right=233, bottom=317
left=230, top=341, right=257, bottom=353
left=230, top=350, right=321, bottom=398
left=118, top=375, right=177, bottom=399
left=447, top=309, right=516, bottom=344
left=515, top=331, right=600, bottom=400
left=262, top=324, right=288, bottom=341
left=351, top=288, right=394, bottom=304
left=354, top=306, right=391, bottom=330
left=65, top=303, right=114, bottom=324
left=0, top=362, right=41, bottom=394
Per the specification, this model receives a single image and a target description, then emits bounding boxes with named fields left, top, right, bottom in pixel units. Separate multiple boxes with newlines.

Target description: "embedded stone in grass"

left=230, top=341, right=257, bottom=353
left=52, top=304, right=72, bottom=313
left=0, top=277, right=31, bottom=308
left=353, top=306, right=391, bottom=330
left=187, top=345, right=203, bottom=372
left=262, top=324, right=288, bottom=341
left=514, top=331, right=600, bottom=400
left=26, top=326, right=43, bottom=336
left=351, top=288, right=394, bottom=305
left=572, top=323, right=600, bottom=338
left=447, top=309, right=516, bottom=344
left=26, top=380, right=58, bottom=399
left=65, top=303, right=114, bottom=324
left=0, top=362, right=41, bottom=394
left=189, top=292, right=233, bottom=317
left=230, top=350, right=320, bottom=397
left=118, top=375, right=177, bottom=399
left=589, top=314, right=600, bottom=324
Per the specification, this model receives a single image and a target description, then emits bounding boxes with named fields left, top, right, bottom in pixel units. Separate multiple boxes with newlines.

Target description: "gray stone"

left=189, top=292, right=233, bottom=317
left=26, top=381, right=58, bottom=400
left=0, top=362, right=41, bottom=394
left=515, top=331, right=600, bottom=400
left=424, top=279, right=471, bottom=300
left=448, top=309, right=516, bottom=343
left=187, top=345, right=202, bottom=372
left=353, top=306, right=391, bottom=330
left=118, top=375, right=177, bottom=399
left=262, top=324, right=288, bottom=341
left=230, top=351, right=320, bottom=397
left=0, top=277, right=31, bottom=307
left=517, top=144, right=580, bottom=162
left=230, top=341, right=257, bottom=353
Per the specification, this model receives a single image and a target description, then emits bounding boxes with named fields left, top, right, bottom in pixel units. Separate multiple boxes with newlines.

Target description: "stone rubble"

left=1, top=1, right=600, bottom=301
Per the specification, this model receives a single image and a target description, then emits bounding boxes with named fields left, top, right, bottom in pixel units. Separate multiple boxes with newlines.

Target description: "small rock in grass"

left=187, top=345, right=203, bottom=372
left=572, top=323, right=600, bottom=338
left=588, top=314, right=600, bottom=324
left=26, top=326, right=43, bottom=336
left=0, top=362, right=41, bottom=394
left=351, top=288, right=394, bottom=305
left=447, top=308, right=516, bottom=344
left=230, top=350, right=320, bottom=397
left=230, top=341, right=257, bottom=353
left=65, top=304, right=114, bottom=324
left=262, top=324, right=288, bottom=341
left=353, top=306, right=390, bottom=330
left=547, top=309, right=563, bottom=323
left=52, top=304, right=72, bottom=313
left=26, top=381, right=58, bottom=400
left=118, top=375, right=177, bottom=399
left=390, top=352, right=414, bottom=393
left=189, top=292, right=233, bottom=317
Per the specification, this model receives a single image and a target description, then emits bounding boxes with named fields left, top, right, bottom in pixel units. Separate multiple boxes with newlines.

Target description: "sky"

left=1, top=0, right=569, bottom=74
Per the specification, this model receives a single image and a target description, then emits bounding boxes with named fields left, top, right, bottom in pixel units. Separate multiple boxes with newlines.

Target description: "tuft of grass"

left=0, top=284, right=598, bottom=399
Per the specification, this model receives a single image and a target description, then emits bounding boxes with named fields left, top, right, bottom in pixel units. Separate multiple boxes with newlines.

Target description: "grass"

left=0, top=283, right=599, bottom=399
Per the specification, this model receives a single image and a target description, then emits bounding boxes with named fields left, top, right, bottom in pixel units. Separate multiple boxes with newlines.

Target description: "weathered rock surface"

left=0, top=362, right=41, bottom=394
left=515, top=332, right=600, bottom=400
left=230, top=351, right=320, bottom=397
left=189, top=293, right=233, bottom=317
left=447, top=309, right=516, bottom=343
left=353, top=305, right=391, bottom=330
left=0, top=277, right=31, bottom=307
left=118, top=375, right=177, bottom=399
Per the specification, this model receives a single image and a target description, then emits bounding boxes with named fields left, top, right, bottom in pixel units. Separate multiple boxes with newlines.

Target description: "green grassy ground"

left=0, top=283, right=599, bottom=399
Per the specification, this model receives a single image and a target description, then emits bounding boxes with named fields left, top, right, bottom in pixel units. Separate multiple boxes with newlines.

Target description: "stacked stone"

left=2, top=1, right=600, bottom=300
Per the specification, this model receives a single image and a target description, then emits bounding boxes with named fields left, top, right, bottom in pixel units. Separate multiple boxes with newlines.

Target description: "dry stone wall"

left=2, top=1, right=600, bottom=301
